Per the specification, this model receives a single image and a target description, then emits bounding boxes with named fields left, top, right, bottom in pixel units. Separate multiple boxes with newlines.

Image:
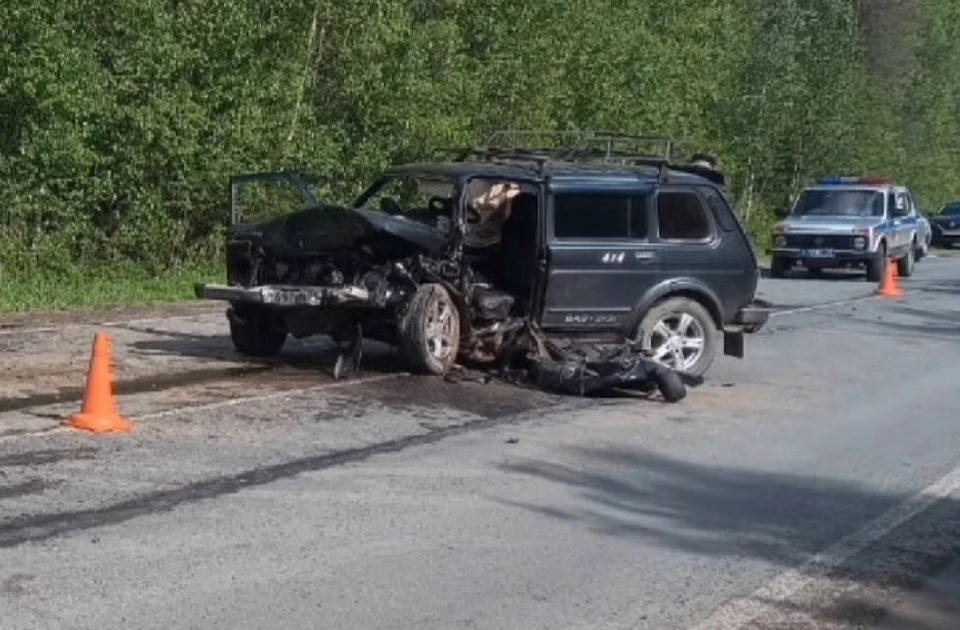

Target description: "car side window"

left=907, top=192, right=918, bottom=215
left=699, top=187, right=735, bottom=231
left=553, top=192, right=649, bottom=240
left=656, top=190, right=713, bottom=241
left=891, top=192, right=909, bottom=218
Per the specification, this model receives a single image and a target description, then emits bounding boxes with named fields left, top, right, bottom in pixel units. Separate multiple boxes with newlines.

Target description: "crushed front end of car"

left=195, top=170, right=688, bottom=403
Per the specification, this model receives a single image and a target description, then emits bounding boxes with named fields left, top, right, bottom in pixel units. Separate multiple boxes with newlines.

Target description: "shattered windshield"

left=789, top=189, right=884, bottom=218
left=355, top=174, right=458, bottom=229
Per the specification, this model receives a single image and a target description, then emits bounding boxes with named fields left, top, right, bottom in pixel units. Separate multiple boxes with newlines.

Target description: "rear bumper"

left=733, top=299, right=771, bottom=332
left=194, top=283, right=372, bottom=307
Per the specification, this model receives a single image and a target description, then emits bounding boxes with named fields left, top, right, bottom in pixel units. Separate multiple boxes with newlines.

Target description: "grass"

left=0, top=263, right=222, bottom=314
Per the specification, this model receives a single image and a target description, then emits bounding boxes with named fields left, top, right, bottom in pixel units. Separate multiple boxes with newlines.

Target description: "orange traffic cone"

left=877, top=258, right=902, bottom=299
left=65, top=332, right=132, bottom=434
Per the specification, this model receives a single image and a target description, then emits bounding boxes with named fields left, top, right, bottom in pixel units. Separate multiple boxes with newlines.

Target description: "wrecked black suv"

left=195, top=132, right=769, bottom=401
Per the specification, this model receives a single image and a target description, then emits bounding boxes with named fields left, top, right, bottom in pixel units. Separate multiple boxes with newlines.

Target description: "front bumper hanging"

left=194, top=283, right=372, bottom=308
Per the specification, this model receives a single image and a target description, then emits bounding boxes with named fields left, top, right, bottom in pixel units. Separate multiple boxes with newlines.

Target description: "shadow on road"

left=122, top=324, right=410, bottom=376
left=863, top=301, right=960, bottom=341
left=495, top=446, right=960, bottom=628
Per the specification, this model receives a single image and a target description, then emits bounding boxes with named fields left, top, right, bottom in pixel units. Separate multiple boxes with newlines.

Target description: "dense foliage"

left=2, top=0, right=958, bottom=280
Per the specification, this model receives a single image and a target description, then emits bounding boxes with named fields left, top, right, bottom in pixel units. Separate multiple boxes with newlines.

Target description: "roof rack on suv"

left=448, top=130, right=698, bottom=179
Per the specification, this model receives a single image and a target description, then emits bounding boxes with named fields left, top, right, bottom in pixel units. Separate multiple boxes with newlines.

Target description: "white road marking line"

left=689, top=462, right=960, bottom=630
left=0, top=310, right=221, bottom=337
left=101, top=312, right=220, bottom=327
left=0, top=325, right=60, bottom=337
left=770, top=295, right=876, bottom=317
left=0, top=426, right=68, bottom=443
left=135, top=373, right=402, bottom=421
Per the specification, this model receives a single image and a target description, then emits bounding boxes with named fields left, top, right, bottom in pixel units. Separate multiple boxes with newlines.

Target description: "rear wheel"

left=897, top=242, right=916, bottom=277
left=228, top=305, right=287, bottom=357
left=915, top=234, right=929, bottom=260
left=398, top=283, right=461, bottom=375
left=637, top=297, right=719, bottom=378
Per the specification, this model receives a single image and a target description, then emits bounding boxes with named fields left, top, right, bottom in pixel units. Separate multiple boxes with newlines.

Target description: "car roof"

left=385, top=160, right=718, bottom=188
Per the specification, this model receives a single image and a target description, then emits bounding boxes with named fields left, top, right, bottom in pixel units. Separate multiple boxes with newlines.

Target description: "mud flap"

left=332, top=323, right=363, bottom=380
left=723, top=329, right=745, bottom=359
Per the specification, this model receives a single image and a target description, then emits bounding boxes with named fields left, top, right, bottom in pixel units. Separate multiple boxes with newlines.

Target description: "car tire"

left=898, top=241, right=916, bottom=277
left=228, top=305, right=287, bottom=357
left=637, top=297, right=719, bottom=378
left=651, top=367, right=687, bottom=403
left=398, top=283, right=461, bottom=376
left=866, top=244, right=887, bottom=283
left=770, top=256, right=787, bottom=279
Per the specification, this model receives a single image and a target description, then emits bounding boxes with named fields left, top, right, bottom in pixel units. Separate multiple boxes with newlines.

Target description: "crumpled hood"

left=228, top=204, right=448, bottom=255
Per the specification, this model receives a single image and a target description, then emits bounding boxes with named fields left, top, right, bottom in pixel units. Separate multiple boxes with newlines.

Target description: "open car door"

left=229, top=171, right=323, bottom=226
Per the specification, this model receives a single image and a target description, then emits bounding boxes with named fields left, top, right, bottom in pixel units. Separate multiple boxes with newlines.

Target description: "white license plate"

left=941, top=230, right=960, bottom=236
left=804, top=249, right=834, bottom=258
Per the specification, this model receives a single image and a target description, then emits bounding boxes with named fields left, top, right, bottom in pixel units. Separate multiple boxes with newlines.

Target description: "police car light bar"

left=819, top=176, right=891, bottom=186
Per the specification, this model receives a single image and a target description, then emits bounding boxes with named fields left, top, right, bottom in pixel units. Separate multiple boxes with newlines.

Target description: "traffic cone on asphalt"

left=64, top=332, right=132, bottom=434
left=877, top=258, right=902, bottom=299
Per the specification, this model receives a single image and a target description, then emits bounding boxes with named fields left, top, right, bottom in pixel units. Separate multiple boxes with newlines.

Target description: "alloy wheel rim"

left=647, top=312, right=706, bottom=372
left=423, top=295, right=455, bottom=360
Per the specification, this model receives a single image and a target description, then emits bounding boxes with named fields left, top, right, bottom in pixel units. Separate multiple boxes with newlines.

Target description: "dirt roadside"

left=0, top=299, right=221, bottom=329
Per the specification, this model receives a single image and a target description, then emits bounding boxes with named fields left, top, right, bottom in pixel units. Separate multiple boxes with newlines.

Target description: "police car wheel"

left=866, top=250, right=886, bottom=283
left=897, top=246, right=915, bottom=277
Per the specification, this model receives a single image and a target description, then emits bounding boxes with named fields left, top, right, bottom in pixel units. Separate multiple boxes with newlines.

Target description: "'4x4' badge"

left=601, top=252, right=626, bottom=264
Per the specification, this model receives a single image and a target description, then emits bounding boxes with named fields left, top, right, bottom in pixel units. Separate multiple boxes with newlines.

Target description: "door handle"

left=634, top=251, right=657, bottom=263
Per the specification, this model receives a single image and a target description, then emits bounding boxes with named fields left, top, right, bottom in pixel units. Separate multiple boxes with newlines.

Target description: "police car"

left=768, top=176, right=930, bottom=282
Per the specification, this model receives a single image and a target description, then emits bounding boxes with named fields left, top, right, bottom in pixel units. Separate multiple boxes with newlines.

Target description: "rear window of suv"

left=553, top=192, right=649, bottom=240
left=657, top=191, right=713, bottom=241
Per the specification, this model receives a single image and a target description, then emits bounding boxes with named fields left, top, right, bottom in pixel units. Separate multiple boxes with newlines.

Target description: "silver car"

left=767, top=177, right=930, bottom=282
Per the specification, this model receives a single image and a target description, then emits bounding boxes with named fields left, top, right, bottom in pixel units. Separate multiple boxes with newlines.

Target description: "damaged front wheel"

left=227, top=304, right=287, bottom=358
left=398, top=283, right=461, bottom=376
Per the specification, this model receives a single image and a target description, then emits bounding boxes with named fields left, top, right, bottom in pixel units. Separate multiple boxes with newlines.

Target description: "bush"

left=1, top=0, right=958, bottom=284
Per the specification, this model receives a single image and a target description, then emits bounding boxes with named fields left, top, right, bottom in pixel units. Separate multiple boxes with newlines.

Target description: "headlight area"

left=853, top=236, right=867, bottom=250
left=774, top=235, right=787, bottom=247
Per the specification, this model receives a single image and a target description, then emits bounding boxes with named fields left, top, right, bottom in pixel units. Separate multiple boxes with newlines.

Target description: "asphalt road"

left=3, top=255, right=960, bottom=630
